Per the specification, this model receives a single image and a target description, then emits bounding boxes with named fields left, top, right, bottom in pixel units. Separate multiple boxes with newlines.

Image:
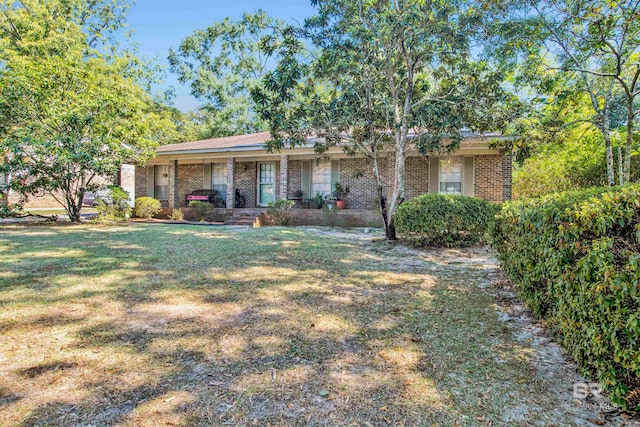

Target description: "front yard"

left=0, top=224, right=625, bottom=426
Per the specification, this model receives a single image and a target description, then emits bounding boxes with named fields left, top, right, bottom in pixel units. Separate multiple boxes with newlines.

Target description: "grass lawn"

left=0, top=224, right=616, bottom=426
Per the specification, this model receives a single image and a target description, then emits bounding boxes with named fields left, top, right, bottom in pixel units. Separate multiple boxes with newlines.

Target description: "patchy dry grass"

left=0, top=224, right=626, bottom=426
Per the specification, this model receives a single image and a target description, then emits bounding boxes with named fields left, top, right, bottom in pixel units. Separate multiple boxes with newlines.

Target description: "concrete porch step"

left=221, top=210, right=262, bottom=227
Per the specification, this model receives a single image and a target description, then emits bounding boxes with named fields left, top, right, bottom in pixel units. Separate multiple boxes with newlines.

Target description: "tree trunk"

left=617, top=139, right=624, bottom=186
left=372, top=153, right=393, bottom=239
left=385, top=217, right=397, bottom=240
left=63, top=189, right=84, bottom=222
left=601, top=115, right=616, bottom=186
left=623, top=104, right=634, bottom=184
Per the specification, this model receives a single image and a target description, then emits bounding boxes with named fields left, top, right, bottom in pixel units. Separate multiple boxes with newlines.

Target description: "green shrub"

left=266, top=199, right=296, bottom=225
left=189, top=200, right=211, bottom=221
left=96, top=185, right=130, bottom=220
left=170, top=208, right=184, bottom=221
left=395, top=194, right=499, bottom=247
left=491, top=185, right=640, bottom=410
left=134, top=197, right=162, bottom=219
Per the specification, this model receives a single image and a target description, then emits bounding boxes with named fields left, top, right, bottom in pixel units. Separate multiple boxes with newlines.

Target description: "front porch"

left=139, top=153, right=394, bottom=211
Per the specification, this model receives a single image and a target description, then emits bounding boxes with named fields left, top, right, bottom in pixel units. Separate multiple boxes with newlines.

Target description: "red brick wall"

left=131, top=153, right=512, bottom=209
left=405, top=156, right=430, bottom=200
left=236, top=161, right=257, bottom=208
left=339, top=158, right=384, bottom=209
left=474, top=154, right=507, bottom=203
left=502, top=154, right=513, bottom=201
left=288, top=160, right=302, bottom=197
left=177, top=164, right=204, bottom=207
left=135, top=166, right=148, bottom=200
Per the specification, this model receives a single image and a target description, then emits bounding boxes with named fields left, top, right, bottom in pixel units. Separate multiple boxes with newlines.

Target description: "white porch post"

left=226, top=157, right=236, bottom=208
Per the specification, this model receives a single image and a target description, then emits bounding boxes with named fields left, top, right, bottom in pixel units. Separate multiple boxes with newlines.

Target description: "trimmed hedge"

left=395, top=194, right=499, bottom=247
left=491, top=185, right=640, bottom=410
left=134, top=197, right=161, bottom=219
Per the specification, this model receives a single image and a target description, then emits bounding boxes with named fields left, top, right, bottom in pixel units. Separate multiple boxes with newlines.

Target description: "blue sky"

left=126, top=1, right=317, bottom=111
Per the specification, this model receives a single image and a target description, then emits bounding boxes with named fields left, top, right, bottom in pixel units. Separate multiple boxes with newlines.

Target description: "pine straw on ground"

left=0, top=224, right=633, bottom=426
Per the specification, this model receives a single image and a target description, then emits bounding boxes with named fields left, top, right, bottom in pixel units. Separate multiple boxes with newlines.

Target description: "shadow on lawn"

left=1, top=224, right=558, bottom=426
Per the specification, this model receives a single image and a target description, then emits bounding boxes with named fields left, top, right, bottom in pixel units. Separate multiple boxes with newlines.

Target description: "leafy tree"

left=253, top=0, right=520, bottom=239
left=169, top=10, right=285, bottom=137
left=484, top=0, right=640, bottom=186
left=0, top=0, right=175, bottom=221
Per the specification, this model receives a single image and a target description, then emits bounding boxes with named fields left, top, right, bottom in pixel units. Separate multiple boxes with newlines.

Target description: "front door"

left=257, top=163, right=275, bottom=206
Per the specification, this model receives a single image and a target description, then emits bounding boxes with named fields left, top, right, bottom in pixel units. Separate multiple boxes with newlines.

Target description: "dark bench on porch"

left=186, top=189, right=225, bottom=208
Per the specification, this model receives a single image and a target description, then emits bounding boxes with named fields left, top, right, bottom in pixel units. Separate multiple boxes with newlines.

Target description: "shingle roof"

left=156, top=132, right=272, bottom=153
left=155, top=130, right=513, bottom=155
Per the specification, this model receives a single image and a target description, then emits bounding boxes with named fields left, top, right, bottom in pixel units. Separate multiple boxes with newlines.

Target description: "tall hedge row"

left=491, top=185, right=640, bottom=410
left=395, top=194, right=499, bottom=247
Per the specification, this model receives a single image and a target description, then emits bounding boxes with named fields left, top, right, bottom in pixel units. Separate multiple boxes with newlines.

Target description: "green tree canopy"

left=484, top=0, right=640, bottom=186
left=0, top=0, right=176, bottom=221
left=168, top=10, right=286, bottom=137
left=252, top=0, right=521, bottom=239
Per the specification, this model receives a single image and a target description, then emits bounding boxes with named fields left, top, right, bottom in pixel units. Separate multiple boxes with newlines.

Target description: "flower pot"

left=336, top=200, right=346, bottom=210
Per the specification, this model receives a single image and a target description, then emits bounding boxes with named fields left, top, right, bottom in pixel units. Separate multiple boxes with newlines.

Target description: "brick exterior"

left=288, top=160, right=303, bottom=197
left=339, top=158, right=381, bottom=209
left=131, top=153, right=512, bottom=210
left=405, top=156, right=430, bottom=200
left=236, top=161, right=257, bottom=208
left=474, top=154, right=507, bottom=203
left=177, top=164, right=204, bottom=207
left=135, top=166, right=148, bottom=201
left=502, top=154, right=513, bottom=201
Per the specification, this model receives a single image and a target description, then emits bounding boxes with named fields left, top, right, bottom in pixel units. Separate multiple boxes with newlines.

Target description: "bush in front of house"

left=394, top=194, right=498, bottom=247
left=96, top=185, right=131, bottom=220
left=189, top=200, right=211, bottom=221
left=491, top=185, right=640, bottom=411
left=134, top=197, right=162, bottom=219
left=170, top=208, right=184, bottom=221
left=266, top=199, right=296, bottom=225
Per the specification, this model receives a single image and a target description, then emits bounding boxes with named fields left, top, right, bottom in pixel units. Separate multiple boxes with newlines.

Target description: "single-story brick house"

left=135, top=131, right=512, bottom=222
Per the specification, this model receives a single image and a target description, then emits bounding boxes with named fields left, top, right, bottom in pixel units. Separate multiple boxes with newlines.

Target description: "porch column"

left=279, top=154, right=289, bottom=200
left=169, top=160, right=178, bottom=208
left=226, top=157, right=235, bottom=208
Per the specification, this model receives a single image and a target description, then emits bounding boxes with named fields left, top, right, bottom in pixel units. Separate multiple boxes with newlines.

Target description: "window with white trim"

left=312, top=161, right=331, bottom=197
left=154, top=165, right=169, bottom=200
left=211, top=163, right=227, bottom=198
left=439, top=157, right=463, bottom=195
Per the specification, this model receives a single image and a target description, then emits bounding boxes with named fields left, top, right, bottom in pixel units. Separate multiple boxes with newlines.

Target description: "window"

left=211, top=163, right=227, bottom=198
left=312, top=161, right=331, bottom=196
left=439, top=157, right=463, bottom=195
left=154, top=165, right=169, bottom=200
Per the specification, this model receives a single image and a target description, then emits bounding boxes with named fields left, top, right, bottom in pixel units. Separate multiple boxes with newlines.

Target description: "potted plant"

left=314, top=192, right=324, bottom=209
left=333, top=182, right=350, bottom=209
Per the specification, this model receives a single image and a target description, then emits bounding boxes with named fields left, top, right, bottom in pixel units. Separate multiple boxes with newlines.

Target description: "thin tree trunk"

left=617, top=140, right=624, bottom=186
left=372, top=153, right=391, bottom=237
left=623, top=104, right=634, bottom=184
left=601, top=115, right=616, bottom=186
